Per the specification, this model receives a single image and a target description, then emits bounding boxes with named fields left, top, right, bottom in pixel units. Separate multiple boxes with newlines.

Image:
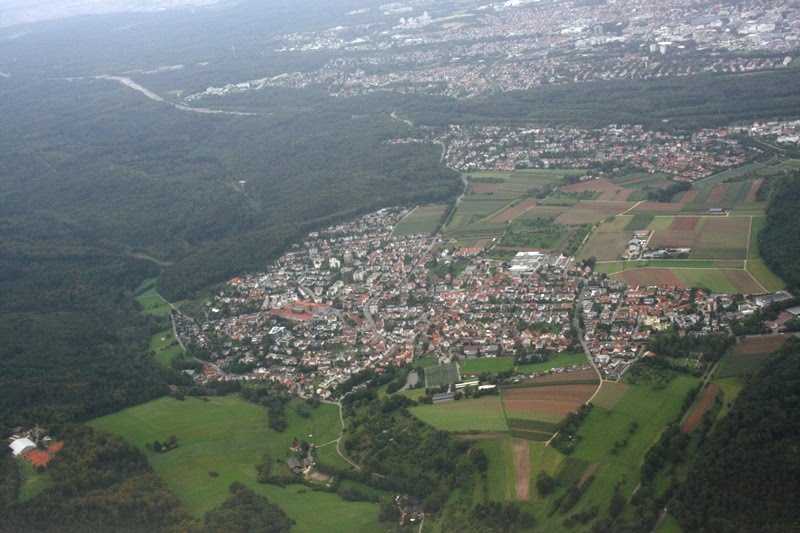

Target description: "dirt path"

left=513, top=439, right=530, bottom=501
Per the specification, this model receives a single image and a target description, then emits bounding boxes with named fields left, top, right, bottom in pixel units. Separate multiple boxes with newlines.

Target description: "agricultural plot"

left=556, top=201, right=634, bottom=225
left=392, top=204, right=447, bottom=236
left=534, top=374, right=699, bottom=530
left=410, top=395, right=508, bottom=432
left=577, top=216, right=634, bottom=261
left=681, top=384, right=720, bottom=433
left=90, top=396, right=383, bottom=532
left=611, top=267, right=762, bottom=293
left=516, top=352, right=589, bottom=374
left=491, top=198, right=538, bottom=222
left=716, top=335, right=787, bottom=378
left=517, top=205, right=569, bottom=220
left=460, top=357, right=515, bottom=375
left=477, top=437, right=517, bottom=501
left=498, top=219, right=569, bottom=250
left=501, top=383, right=597, bottom=424
left=424, top=363, right=459, bottom=387
left=588, top=382, right=629, bottom=410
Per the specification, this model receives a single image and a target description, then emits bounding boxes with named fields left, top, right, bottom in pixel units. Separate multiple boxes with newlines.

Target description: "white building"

left=9, top=437, right=36, bottom=456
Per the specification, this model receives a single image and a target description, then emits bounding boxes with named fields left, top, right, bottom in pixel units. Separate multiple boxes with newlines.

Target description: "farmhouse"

left=8, top=437, right=36, bottom=457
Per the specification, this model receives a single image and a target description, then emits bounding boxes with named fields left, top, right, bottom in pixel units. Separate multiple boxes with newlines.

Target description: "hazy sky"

left=1, top=0, right=226, bottom=28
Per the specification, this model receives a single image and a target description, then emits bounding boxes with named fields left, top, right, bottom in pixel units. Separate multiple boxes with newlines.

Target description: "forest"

left=759, top=172, right=800, bottom=292
left=672, top=339, right=800, bottom=532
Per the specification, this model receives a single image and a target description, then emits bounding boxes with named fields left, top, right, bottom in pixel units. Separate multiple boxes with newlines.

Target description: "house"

left=9, top=437, right=36, bottom=457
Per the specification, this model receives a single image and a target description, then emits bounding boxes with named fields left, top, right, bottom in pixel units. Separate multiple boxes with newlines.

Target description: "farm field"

left=555, top=201, right=634, bottom=225
left=477, top=437, right=517, bottom=501
left=424, top=363, right=459, bottom=386
left=410, top=395, right=508, bottom=432
left=17, top=460, right=53, bottom=502
left=516, top=352, right=589, bottom=374
left=392, top=204, right=447, bottom=236
left=501, top=384, right=597, bottom=424
left=149, top=328, right=183, bottom=367
left=716, top=334, right=788, bottom=378
left=681, top=383, right=720, bottom=433
left=588, top=382, right=629, bottom=410
left=461, top=357, right=515, bottom=375
left=532, top=373, right=700, bottom=530
left=89, top=396, right=383, bottom=532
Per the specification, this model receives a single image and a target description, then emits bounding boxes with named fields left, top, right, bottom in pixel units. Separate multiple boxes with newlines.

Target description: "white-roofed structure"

left=9, top=437, right=36, bottom=456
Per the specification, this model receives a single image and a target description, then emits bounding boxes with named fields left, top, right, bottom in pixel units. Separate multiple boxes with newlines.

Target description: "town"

left=174, top=205, right=783, bottom=394
left=184, top=0, right=798, bottom=101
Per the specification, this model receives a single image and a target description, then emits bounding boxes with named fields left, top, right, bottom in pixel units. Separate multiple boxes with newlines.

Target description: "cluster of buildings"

left=7, top=428, right=63, bottom=468
left=175, top=208, right=591, bottom=394
left=184, top=0, right=798, bottom=101
left=580, top=279, right=736, bottom=377
left=440, top=124, right=755, bottom=181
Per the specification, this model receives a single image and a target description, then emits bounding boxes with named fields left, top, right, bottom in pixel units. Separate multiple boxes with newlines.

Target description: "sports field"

left=392, top=204, right=447, bottom=236
left=425, top=363, right=459, bottom=386
left=90, top=396, right=383, bottom=532
left=410, top=395, right=509, bottom=432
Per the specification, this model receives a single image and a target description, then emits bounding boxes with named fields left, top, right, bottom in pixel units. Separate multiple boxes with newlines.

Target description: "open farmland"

left=477, top=437, right=517, bottom=501
left=410, top=395, right=508, bottom=432
left=530, top=372, right=700, bottom=530
left=717, top=334, right=788, bottom=378
left=135, top=278, right=171, bottom=316
left=681, top=384, right=720, bottom=433
left=89, top=396, right=384, bottom=532
left=556, top=201, right=634, bottom=225
left=588, top=382, right=629, bottom=410
left=501, top=384, right=597, bottom=424
left=392, top=204, right=447, bottom=236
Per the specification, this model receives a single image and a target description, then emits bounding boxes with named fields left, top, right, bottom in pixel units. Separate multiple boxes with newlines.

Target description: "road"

left=574, top=285, right=604, bottom=386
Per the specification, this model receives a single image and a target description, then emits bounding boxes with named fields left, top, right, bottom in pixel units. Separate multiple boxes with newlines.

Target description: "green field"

left=516, top=352, right=589, bottom=374
left=135, top=278, right=172, bottom=316
left=149, top=328, right=184, bottom=367
left=461, top=357, right=515, bottom=375
left=393, top=204, right=448, bottom=236
left=716, top=351, right=772, bottom=378
left=424, top=363, right=460, bottom=386
left=477, top=437, right=517, bottom=501
left=410, top=395, right=509, bottom=432
left=90, top=396, right=383, bottom=532
left=17, top=460, right=54, bottom=502
left=532, top=373, right=700, bottom=530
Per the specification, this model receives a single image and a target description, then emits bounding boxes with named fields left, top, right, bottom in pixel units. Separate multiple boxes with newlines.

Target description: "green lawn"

left=89, top=396, right=382, bottom=532
left=410, top=395, right=508, bottom=432
left=17, top=460, right=53, bottom=502
left=461, top=357, right=515, bottom=375
left=516, top=352, right=589, bottom=374
left=477, top=437, right=516, bottom=501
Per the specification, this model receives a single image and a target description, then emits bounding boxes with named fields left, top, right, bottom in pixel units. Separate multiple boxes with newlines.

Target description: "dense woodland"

left=759, top=172, right=800, bottom=292
left=672, top=339, right=800, bottom=532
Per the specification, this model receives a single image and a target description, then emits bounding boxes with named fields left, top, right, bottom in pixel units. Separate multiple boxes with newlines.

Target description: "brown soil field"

left=615, top=268, right=683, bottom=287
left=561, top=178, right=618, bottom=193
left=679, top=190, right=699, bottom=203
left=469, top=182, right=499, bottom=193
left=502, top=384, right=597, bottom=417
left=493, top=198, right=538, bottom=222
left=614, top=189, right=635, bottom=201
left=745, top=180, right=763, bottom=202
left=708, top=184, right=727, bottom=203
left=734, top=334, right=788, bottom=355
left=724, top=270, right=763, bottom=295
left=681, top=384, right=720, bottom=433
left=453, top=432, right=510, bottom=441
left=702, top=216, right=750, bottom=233
left=513, top=439, right=531, bottom=501
left=669, top=216, right=701, bottom=231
